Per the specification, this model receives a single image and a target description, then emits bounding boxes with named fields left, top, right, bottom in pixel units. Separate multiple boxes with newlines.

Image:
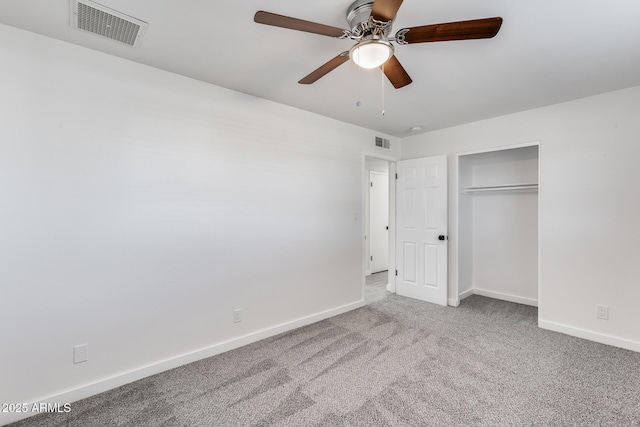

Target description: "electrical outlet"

left=233, top=309, right=241, bottom=323
left=73, top=344, right=88, bottom=364
left=596, top=305, right=609, bottom=320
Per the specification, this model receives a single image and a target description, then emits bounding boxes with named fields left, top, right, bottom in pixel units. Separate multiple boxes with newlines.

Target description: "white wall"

left=403, top=85, right=640, bottom=352
left=0, top=23, right=400, bottom=424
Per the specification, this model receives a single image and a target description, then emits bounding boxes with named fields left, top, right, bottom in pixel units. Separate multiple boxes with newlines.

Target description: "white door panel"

left=396, top=156, right=448, bottom=305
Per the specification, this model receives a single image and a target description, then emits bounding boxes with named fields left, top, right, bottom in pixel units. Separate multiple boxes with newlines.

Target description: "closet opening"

left=456, top=143, right=540, bottom=307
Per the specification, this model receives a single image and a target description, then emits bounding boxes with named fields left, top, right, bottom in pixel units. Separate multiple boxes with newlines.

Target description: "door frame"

left=362, top=153, right=398, bottom=301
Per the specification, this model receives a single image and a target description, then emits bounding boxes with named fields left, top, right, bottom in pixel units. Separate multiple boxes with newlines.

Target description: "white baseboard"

left=0, top=300, right=365, bottom=426
left=539, top=319, right=640, bottom=353
left=473, top=288, right=538, bottom=307
left=448, top=288, right=473, bottom=306
left=386, top=283, right=394, bottom=293
left=459, top=288, right=474, bottom=301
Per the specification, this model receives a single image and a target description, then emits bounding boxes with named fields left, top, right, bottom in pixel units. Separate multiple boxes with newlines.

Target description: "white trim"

left=459, top=288, right=474, bottom=301
left=537, top=141, right=543, bottom=317
left=539, top=319, right=640, bottom=353
left=362, top=152, right=398, bottom=163
left=456, top=141, right=540, bottom=157
left=387, top=162, right=397, bottom=293
left=447, top=298, right=460, bottom=307
left=1, top=300, right=365, bottom=426
left=453, top=153, right=460, bottom=305
left=473, top=288, right=538, bottom=307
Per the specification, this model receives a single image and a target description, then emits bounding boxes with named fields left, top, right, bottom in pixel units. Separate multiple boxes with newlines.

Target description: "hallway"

left=364, top=271, right=390, bottom=304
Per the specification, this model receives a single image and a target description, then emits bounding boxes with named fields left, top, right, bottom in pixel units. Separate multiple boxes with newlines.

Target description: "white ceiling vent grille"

left=375, top=136, right=391, bottom=149
left=71, top=0, right=148, bottom=47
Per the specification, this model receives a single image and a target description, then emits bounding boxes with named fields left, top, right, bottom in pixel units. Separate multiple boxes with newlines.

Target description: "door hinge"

left=395, top=270, right=398, bottom=276
left=371, top=182, right=373, bottom=187
left=371, top=256, right=373, bottom=261
left=395, top=173, right=398, bottom=179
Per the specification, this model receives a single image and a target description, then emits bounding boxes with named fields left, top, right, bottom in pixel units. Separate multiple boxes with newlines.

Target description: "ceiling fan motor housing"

left=346, top=0, right=392, bottom=37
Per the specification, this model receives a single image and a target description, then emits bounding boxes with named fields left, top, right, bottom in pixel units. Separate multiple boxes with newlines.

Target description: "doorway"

left=364, top=156, right=393, bottom=303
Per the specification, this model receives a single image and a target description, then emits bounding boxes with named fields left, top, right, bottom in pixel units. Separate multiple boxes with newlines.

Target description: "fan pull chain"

left=356, top=61, right=362, bottom=107
left=381, top=63, right=385, bottom=116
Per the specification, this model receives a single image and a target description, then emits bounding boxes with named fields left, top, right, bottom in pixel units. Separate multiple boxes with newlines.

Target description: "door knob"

left=438, top=235, right=446, bottom=241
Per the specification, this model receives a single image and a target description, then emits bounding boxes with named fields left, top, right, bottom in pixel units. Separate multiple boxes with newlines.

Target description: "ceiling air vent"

left=375, top=136, right=390, bottom=149
left=70, top=0, right=148, bottom=48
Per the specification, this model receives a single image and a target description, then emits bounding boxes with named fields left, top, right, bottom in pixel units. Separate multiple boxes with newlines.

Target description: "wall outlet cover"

left=596, top=305, right=609, bottom=320
left=73, top=344, right=88, bottom=364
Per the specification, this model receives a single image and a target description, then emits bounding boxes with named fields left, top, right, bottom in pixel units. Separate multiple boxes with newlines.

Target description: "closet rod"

left=463, top=183, right=538, bottom=193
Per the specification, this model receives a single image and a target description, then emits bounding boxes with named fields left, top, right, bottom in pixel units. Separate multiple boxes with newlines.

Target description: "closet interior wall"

left=458, top=145, right=539, bottom=306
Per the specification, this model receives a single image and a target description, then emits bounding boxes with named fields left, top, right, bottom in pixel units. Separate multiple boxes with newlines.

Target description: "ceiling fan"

left=254, top=0, right=502, bottom=89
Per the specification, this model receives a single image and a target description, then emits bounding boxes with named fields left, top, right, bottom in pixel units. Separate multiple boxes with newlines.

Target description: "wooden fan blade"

left=397, top=17, right=503, bottom=44
left=299, top=52, right=350, bottom=84
left=371, top=0, right=404, bottom=22
left=254, top=11, right=345, bottom=38
left=382, top=56, right=412, bottom=89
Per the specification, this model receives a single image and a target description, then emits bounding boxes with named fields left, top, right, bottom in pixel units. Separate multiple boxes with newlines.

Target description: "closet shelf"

left=463, top=183, right=538, bottom=193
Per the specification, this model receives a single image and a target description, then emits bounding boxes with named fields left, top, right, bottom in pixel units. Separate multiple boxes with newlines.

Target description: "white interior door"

left=396, top=156, right=448, bottom=306
left=370, top=171, right=389, bottom=274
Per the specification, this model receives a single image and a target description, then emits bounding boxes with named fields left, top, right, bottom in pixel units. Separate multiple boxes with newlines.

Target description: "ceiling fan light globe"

left=350, top=40, right=394, bottom=69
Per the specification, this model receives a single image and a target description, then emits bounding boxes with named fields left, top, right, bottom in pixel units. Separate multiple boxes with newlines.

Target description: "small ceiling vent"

left=70, top=0, right=148, bottom=47
left=375, top=136, right=391, bottom=149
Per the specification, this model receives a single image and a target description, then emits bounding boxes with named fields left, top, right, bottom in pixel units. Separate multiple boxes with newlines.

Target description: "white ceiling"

left=2, top=0, right=640, bottom=137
